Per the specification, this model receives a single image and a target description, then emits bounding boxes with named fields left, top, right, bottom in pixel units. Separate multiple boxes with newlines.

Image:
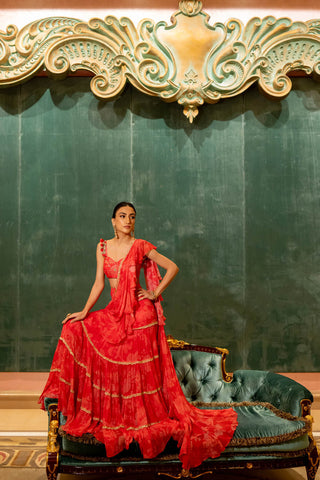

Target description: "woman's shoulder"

left=98, top=237, right=114, bottom=245
left=135, top=238, right=157, bottom=255
left=135, top=238, right=154, bottom=245
left=98, top=238, right=112, bottom=255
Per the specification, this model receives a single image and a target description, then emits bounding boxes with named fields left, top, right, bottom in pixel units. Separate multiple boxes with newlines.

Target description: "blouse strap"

left=100, top=238, right=106, bottom=256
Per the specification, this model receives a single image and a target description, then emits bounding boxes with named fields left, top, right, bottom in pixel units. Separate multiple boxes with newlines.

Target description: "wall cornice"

left=1, top=0, right=319, bottom=121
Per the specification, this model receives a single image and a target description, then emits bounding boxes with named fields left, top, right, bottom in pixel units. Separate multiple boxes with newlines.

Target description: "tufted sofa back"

left=171, top=348, right=312, bottom=416
left=171, top=349, right=227, bottom=403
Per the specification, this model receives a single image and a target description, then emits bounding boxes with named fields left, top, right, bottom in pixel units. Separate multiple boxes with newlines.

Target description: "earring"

left=113, top=225, right=119, bottom=239
left=131, top=226, right=135, bottom=239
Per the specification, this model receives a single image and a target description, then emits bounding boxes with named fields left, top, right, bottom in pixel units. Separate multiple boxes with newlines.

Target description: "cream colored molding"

left=0, top=0, right=320, bottom=122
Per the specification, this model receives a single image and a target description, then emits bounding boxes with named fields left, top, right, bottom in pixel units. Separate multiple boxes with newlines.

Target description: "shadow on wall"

left=0, top=75, right=319, bottom=133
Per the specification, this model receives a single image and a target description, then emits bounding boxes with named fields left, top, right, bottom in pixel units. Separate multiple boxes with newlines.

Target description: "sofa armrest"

left=228, top=370, right=313, bottom=417
left=44, top=397, right=58, bottom=411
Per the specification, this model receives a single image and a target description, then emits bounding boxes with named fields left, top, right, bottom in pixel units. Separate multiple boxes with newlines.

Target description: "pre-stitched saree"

left=39, top=238, right=238, bottom=470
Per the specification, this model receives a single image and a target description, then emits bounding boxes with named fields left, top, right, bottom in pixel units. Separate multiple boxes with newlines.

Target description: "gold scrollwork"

left=158, top=469, right=213, bottom=478
left=308, top=441, right=320, bottom=467
left=301, top=398, right=312, bottom=417
left=166, top=335, right=190, bottom=349
left=47, top=419, right=60, bottom=453
left=47, top=404, right=60, bottom=455
left=305, top=414, right=315, bottom=437
left=179, top=1, right=203, bottom=17
left=46, top=405, right=60, bottom=480
left=46, top=453, right=59, bottom=473
left=306, top=437, right=320, bottom=480
left=0, top=1, right=320, bottom=121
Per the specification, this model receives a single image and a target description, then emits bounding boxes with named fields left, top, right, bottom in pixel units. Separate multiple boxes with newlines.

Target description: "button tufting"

left=182, top=377, right=188, bottom=386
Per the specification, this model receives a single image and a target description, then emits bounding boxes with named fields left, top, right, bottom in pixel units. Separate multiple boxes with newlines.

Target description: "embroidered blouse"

left=100, top=239, right=122, bottom=279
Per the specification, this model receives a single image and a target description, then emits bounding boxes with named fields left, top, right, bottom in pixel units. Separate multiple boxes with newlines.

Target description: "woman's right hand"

left=62, top=311, right=87, bottom=324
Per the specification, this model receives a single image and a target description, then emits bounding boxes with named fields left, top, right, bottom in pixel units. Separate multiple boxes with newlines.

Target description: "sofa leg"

left=46, top=403, right=60, bottom=480
left=306, top=438, right=319, bottom=480
left=158, top=468, right=213, bottom=478
left=46, top=452, right=59, bottom=480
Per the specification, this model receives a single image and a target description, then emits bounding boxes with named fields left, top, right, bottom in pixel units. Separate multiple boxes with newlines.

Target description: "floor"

left=0, top=372, right=320, bottom=480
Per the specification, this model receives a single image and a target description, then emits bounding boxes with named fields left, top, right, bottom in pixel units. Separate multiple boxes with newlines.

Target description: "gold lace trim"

left=77, top=405, right=163, bottom=431
left=60, top=337, right=88, bottom=369
left=81, top=322, right=159, bottom=365
left=132, top=321, right=158, bottom=330
left=99, top=386, right=162, bottom=399
left=102, top=420, right=161, bottom=431
left=80, top=406, right=91, bottom=414
left=59, top=377, right=71, bottom=386
left=58, top=373, right=162, bottom=400
left=71, top=383, right=163, bottom=400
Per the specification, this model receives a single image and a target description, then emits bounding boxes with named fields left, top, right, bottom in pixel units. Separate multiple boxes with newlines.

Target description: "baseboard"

left=0, top=372, right=48, bottom=409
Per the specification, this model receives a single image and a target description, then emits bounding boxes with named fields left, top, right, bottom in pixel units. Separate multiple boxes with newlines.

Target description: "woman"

left=39, top=202, right=237, bottom=470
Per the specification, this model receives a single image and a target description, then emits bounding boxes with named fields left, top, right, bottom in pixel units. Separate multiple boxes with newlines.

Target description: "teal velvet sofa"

left=45, top=337, right=319, bottom=480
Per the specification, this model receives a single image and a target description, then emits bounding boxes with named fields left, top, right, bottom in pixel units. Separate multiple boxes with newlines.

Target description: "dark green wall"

left=1, top=76, right=319, bottom=372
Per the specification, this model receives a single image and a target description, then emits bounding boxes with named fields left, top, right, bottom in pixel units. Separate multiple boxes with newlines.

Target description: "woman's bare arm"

left=63, top=244, right=105, bottom=323
left=137, top=249, right=179, bottom=301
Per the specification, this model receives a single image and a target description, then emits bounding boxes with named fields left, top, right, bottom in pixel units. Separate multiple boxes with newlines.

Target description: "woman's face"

left=112, top=206, right=136, bottom=237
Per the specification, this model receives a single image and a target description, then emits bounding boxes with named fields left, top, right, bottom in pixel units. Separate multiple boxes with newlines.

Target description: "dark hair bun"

left=112, top=202, right=136, bottom=218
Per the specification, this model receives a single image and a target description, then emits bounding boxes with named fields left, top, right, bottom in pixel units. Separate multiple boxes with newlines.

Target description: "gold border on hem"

left=81, top=322, right=160, bottom=365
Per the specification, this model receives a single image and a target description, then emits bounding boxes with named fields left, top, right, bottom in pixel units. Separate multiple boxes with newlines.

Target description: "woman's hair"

left=112, top=202, right=136, bottom=218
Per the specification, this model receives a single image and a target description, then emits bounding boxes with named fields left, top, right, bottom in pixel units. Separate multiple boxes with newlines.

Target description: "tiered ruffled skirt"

left=39, top=298, right=238, bottom=469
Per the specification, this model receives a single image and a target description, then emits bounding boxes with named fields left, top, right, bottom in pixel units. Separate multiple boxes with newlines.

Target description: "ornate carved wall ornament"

left=0, top=1, right=320, bottom=122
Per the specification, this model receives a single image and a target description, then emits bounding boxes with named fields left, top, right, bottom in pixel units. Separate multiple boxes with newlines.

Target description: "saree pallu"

left=39, top=239, right=238, bottom=470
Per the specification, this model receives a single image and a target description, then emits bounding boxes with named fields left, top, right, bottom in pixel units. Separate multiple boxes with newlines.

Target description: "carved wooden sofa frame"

left=45, top=336, right=319, bottom=480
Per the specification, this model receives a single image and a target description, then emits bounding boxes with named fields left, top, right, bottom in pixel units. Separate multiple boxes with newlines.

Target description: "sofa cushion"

left=194, top=402, right=309, bottom=446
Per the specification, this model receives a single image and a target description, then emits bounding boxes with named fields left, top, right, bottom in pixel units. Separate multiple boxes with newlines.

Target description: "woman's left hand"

left=62, top=311, right=87, bottom=324
left=137, top=288, right=156, bottom=301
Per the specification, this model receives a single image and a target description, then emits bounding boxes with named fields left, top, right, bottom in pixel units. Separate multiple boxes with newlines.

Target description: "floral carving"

left=0, top=1, right=320, bottom=122
left=179, top=0, right=203, bottom=17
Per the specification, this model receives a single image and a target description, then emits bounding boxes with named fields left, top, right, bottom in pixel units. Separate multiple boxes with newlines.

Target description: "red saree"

left=39, top=239, right=237, bottom=470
